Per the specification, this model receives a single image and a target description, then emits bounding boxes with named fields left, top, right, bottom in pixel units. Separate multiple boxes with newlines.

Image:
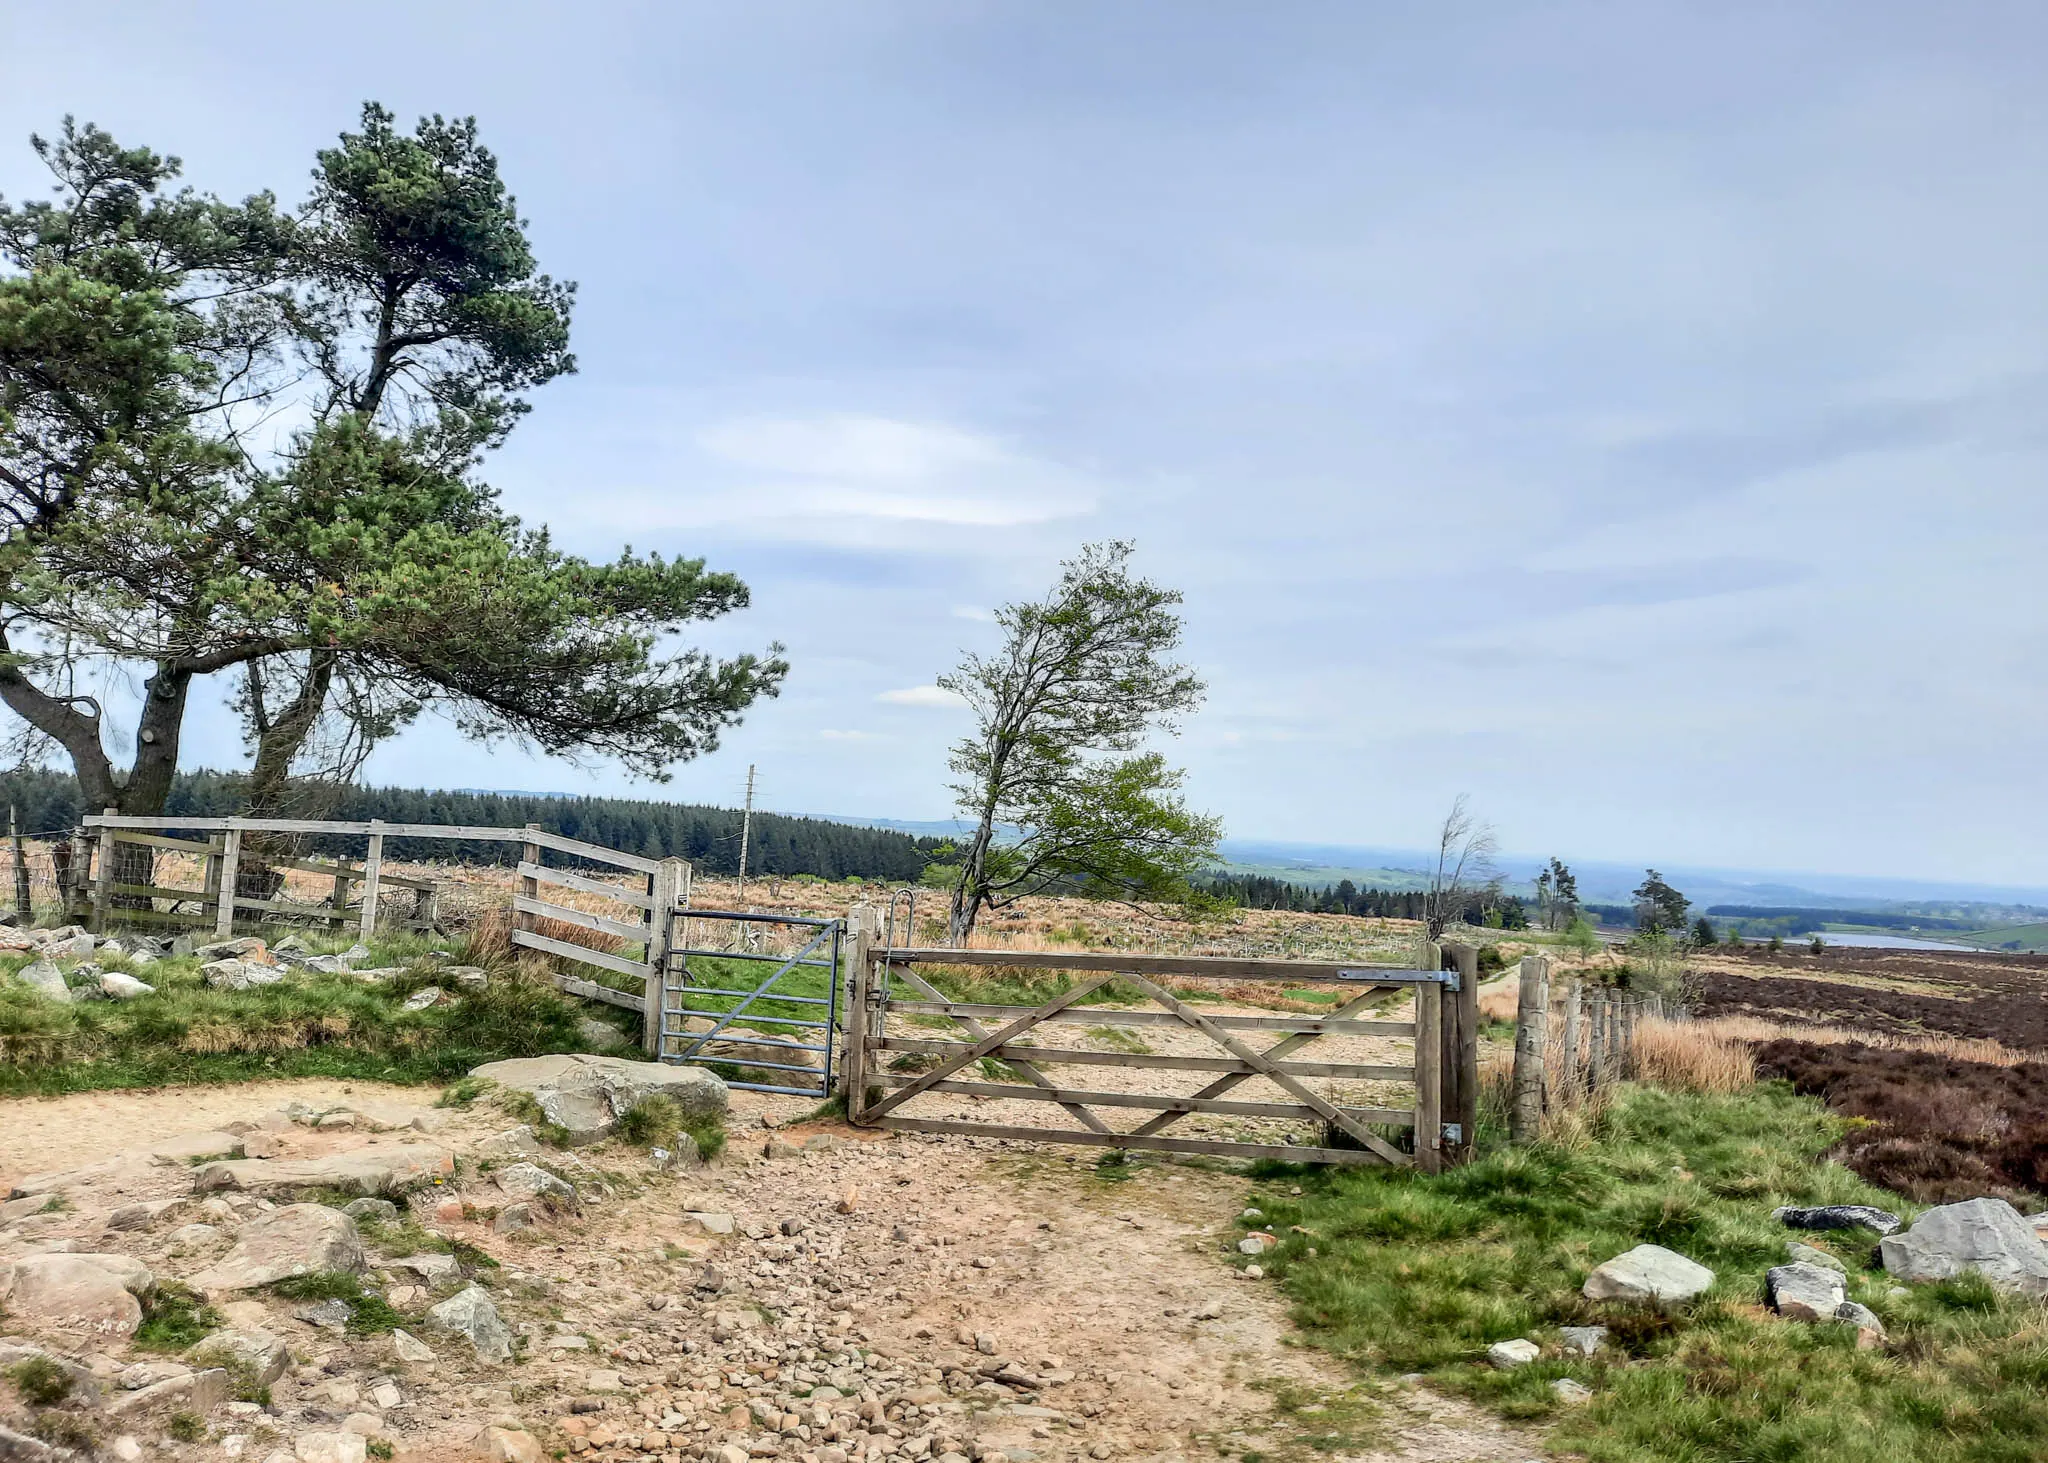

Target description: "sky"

left=3, top=2, right=2044, bottom=886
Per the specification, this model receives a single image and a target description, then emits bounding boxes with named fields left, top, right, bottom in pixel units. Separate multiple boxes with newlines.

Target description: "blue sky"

left=3, top=3, right=2044, bottom=885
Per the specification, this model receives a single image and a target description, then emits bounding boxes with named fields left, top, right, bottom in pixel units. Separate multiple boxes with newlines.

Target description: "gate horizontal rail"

left=842, top=932, right=1482, bottom=1171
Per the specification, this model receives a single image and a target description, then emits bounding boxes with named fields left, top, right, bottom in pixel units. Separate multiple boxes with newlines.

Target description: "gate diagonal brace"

left=1129, top=984, right=1391, bottom=1139
left=669, top=921, right=836, bottom=1064
left=1117, top=972, right=1410, bottom=1167
left=862, top=975, right=1116, bottom=1122
left=887, top=963, right=1115, bottom=1136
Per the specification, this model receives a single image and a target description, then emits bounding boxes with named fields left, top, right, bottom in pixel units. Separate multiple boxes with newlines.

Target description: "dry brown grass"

left=1631, top=1016, right=1755, bottom=1094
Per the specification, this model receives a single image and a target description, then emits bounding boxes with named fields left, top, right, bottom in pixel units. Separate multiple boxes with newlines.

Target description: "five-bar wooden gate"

left=842, top=933, right=1482, bottom=1170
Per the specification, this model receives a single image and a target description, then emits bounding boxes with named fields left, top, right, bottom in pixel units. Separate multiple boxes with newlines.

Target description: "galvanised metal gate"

left=657, top=908, right=843, bottom=1098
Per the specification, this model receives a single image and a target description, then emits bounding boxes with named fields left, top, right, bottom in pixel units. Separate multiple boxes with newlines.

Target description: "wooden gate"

left=842, top=931, right=1481, bottom=1170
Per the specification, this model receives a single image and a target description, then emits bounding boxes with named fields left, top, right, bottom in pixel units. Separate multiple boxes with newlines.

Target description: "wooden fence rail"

left=841, top=930, right=1482, bottom=1171
left=78, top=814, right=687, bottom=1029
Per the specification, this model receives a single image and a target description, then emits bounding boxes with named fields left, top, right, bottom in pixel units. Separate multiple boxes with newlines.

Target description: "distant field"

left=1212, top=859, right=1433, bottom=891
left=1952, top=920, right=2048, bottom=953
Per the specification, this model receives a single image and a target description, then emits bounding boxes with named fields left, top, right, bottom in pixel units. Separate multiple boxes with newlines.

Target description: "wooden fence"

left=1507, top=954, right=1676, bottom=1141
left=78, top=814, right=688, bottom=1049
left=842, top=915, right=1483, bottom=1171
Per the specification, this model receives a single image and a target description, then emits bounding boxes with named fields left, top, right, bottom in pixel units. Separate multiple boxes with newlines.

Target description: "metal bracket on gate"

left=1336, top=967, right=1461, bottom=993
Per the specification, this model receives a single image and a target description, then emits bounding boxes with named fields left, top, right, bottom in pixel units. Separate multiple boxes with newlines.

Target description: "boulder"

left=105, top=1367, right=229, bottom=1418
left=15, top=960, right=70, bottom=1003
left=1766, top=1262, right=1847, bottom=1321
left=1773, top=1204, right=1901, bottom=1236
left=187, top=1204, right=365, bottom=1292
left=192, top=1142, right=453, bottom=1197
left=1582, top=1245, right=1714, bottom=1306
left=97, top=971, right=156, bottom=1001
left=0, top=1253, right=153, bottom=1336
left=428, top=1285, right=512, bottom=1363
left=40, top=932, right=96, bottom=960
left=191, top=1327, right=291, bottom=1386
left=495, top=1163, right=576, bottom=1205
left=1879, top=1198, right=2048, bottom=1296
left=203, top=959, right=285, bottom=991
left=468, top=1054, right=727, bottom=1145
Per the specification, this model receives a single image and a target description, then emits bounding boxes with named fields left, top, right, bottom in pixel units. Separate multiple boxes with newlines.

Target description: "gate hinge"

left=1441, top=1122, right=1463, bottom=1144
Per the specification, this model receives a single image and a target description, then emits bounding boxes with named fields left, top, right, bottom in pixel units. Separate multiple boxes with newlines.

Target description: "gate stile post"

left=1511, top=954, right=1550, bottom=1144
left=1413, top=977, right=1443, bottom=1173
left=91, top=808, right=116, bottom=932
left=646, top=857, right=688, bottom=1055
left=842, top=903, right=876, bottom=1120
left=215, top=826, right=243, bottom=938
left=358, top=821, right=385, bottom=940
left=1446, top=942, right=1479, bottom=1164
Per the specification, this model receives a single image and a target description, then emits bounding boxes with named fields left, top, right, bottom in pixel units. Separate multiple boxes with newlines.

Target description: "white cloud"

left=877, top=685, right=969, bottom=708
left=951, top=605, right=996, bottom=621
left=818, top=728, right=883, bottom=741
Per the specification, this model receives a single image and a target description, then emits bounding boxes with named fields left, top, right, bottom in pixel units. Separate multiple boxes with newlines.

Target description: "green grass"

left=7, top=1355, right=71, bottom=1407
left=268, top=1272, right=406, bottom=1334
left=1255, top=1083, right=2048, bottom=1463
left=0, top=932, right=585, bottom=1095
left=132, top=1283, right=223, bottom=1354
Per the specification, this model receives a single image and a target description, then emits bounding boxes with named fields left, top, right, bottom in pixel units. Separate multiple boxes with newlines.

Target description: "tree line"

left=0, top=768, right=943, bottom=881
left=1200, top=872, right=1531, bottom=927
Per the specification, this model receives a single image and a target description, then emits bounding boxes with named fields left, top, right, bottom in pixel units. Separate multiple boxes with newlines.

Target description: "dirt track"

left=0, top=1078, right=1540, bottom=1463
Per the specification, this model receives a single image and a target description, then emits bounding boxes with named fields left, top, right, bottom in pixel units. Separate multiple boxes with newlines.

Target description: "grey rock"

left=445, top=965, right=489, bottom=989
left=427, top=1284, right=512, bottom=1362
left=476, top=1126, right=541, bottom=1159
left=105, top=1367, right=229, bottom=1418
left=390, top=1328, right=437, bottom=1363
left=341, top=1198, right=400, bottom=1224
left=0, top=1252, right=153, bottom=1336
left=187, top=1203, right=365, bottom=1292
left=1773, top=1204, right=1901, bottom=1237
left=388, top=1252, right=461, bottom=1284
left=191, top=1142, right=452, bottom=1197
left=196, top=936, right=269, bottom=961
left=1766, top=1262, right=1847, bottom=1321
left=493, top=1204, right=534, bottom=1235
left=1785, top=1241, right=1846, bottom=1273
left=1582, top=1245, right=1714, bottom=1305
left=575, top=1016, right=627, bottom=1052
left=1834, top=1301, right=1886, bottom=1337
left=1879, top=1197, right=2048, bottom=1295
left=1486, top=1338, right=1540, bottom=1368
left=191, top=1327, right=291, bottom=1386
left=1550, top=1378, right=1593, bottom=1404
left=468, top=1053, right=728, bottom=1145
left=402, top=985, right=446, bottom=1011
left=97, top=970, right=155, bottom=1000
left=495, top=1162, right=576, bottom=1205
left=203, top=958, right=284, bottom=991
left=15, top=960, right=70, bottom=1003
left=0, top=1424, right=65, bottom=1463
left=1558, top=1325, right=1607, bottom=1356
left=105, top=1198, right=186, bottom=1232
left=295, top=1298, right=353, bottom=1330
left=40, top=932, right=96, bottom=959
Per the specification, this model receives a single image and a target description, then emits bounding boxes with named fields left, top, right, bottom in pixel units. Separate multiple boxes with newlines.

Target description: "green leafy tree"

left=0, top=110, right=783, bottom=845
left=939, top=540, right=1218, bottom=944
left=1632, top=868, right=1690, bottom=935
left=1691, top=915, right=1718, bottom=947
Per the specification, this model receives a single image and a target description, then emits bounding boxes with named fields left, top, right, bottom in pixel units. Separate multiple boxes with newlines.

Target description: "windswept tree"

left=1535, top=855, right=1580, bottom=930
left=0, top=110, right=783, bottom=849
left=1422, top=794, right=1500, bottom=939
left=939, top=540, right=1219, bottom=944
left=1632, top=869, right=1691, bottom=934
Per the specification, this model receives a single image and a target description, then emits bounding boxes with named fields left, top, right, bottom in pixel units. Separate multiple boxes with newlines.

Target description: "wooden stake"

left=1511, top=954, right=1550, bottom=1143
left=1413, top=978, right=1444, bottom=1173
left=1562, top=978, right=1583, bottom=1102
left=646, top=857, right=687, bottom=1055
left=358, top=821, right=385, bottom=941
left=215, top=827, right=242, bottom=938
left=91, top=807, right=116, bottom=932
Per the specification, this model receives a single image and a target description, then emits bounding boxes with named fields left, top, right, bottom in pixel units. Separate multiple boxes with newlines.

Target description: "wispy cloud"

left=877, top=685, right=969, bottom=708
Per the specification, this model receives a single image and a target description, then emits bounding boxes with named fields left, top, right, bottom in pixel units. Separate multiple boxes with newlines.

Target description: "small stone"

left=295, top=1433, right=367, bottom=1463
left=1550, top=1378, right=1593, bottom=1404
left=370, top=1382, right=402, bottom=1410
left=428, top=1285, right=512, bottom=1363
left=1766, top=1262, right=1847, bottom=1322
left=1244, top=1264, right=1265, bottom=1279
left=342, top=1198, right=400, bottom=1224
left=1559, top=1325, right=1607, bottom=1356
left=14, top=960, right=71, bottom=1003
left=1487, top=1339, right=1541, bottom=1369
left=1785, top=1241, right=1847, bottom=1274
left=835, top=1187, right=859, bottom=1215
left=1191, top=1298, right=1224, bottom=1321
left=1237, top=1233, right=1276, bottom=1256
left=480, top=1427, right=542, bottom=1463
left=98, top=970, right=156, bottom=1001
left=496, top=1162, right=576, bottom=1205
left=975, top=1333, right=997, bottom=1355
left=192, top=1328, right=291, bottom=1386
left=1582, top=1245, right=1714, bottom=1306
left=780, top=1217, right=806, bottom=1237
left=403, top=986, right=446, bottom=1011
left=685, top=1211, right=735, bottom=1236
left=1773, top=1204, right=1901, bottom=1237
left=585, top=1369, right=624, bottom=1393
left=1835, top=1301, right=1886, bottom=1339
left=296, top=1298, right=353, bottom=1331
left=494, top=1203, right=535, bottom=1235
left=391, top=1329, right=437, bottom=1363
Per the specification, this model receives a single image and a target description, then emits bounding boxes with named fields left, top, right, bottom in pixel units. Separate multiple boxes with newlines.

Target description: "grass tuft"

left=7, top=1354, right=70, bottom=1406
left=132, top=1283, right=223, bottom=1354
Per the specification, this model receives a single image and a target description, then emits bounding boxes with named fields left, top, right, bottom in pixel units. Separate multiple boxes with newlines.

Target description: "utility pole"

left=736, top=764, right=756, bottom=905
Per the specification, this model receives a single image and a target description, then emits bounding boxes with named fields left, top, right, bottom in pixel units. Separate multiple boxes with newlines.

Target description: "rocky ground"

left=0, top=1069, right=1544, bottom=1463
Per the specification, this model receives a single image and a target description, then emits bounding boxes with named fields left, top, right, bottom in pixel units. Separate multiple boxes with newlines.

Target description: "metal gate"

left=657, top=908, right=844, bottom=1097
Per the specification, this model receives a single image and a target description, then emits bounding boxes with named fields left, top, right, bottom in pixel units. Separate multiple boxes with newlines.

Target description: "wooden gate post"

left=515, top=824, right=541, bottom=947
left=1413, top=976, right=1444, bottom=1174
left=1562, top=978, right=1584, bottom=1101
left=645, top=857, right=688, bottom=1055
left=1441, top=942, right=1479, bottom=1164
left=91, top=809, right=116, bottom=932
left=1510, top=954, right=1551, bottom=1143
left=842, top=903, right=877, bottom=1120
left=358, top=821, right=385, bottom=941
left=215, top=827, right=243, bottom=938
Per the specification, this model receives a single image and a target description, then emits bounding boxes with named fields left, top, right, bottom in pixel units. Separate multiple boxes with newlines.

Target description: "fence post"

left=1562, top=978, right=1584, bottom=1101
left=358, top=821, right=385, bottom=942
left=327, top=862, right=351, bottom=931
left=1441, top=942, right=1478, bottom=1164
left=515, top=823, right=541, bottom=949
left=1413, top=976, right=1444, bottom=1174
left=215, top=826, right=243, bottom=939
left=645, top=857, right=688, bottom=1056
left=10, top=805, right=29, bottom=923
left=842, top=903, right=877, bottom=1120
left=90, top=809, right=116, bottom=932
left=1511, top=954, right=1550, bottom=1143
left=1589, top=989, right=1609, bottom=1088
